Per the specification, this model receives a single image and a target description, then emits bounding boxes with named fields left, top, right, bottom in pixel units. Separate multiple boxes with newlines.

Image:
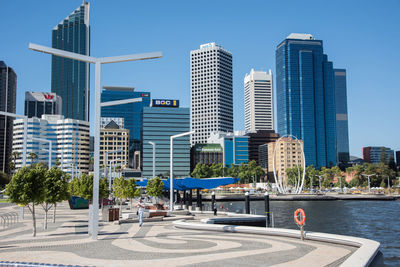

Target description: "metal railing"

left=0, top=212, right=19, bottom=228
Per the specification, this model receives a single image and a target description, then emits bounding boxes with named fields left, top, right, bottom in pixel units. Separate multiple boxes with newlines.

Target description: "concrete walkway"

left=0, top=202, right=358, bottom=267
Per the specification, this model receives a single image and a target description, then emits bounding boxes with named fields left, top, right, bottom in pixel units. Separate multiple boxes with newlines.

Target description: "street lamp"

left=148, top=141, right=156, bottom=178
left=29, top=43, right=162, bottom=240
left=362, top=174, right=375, bottom=193
left=317, top=175, right=323, bottom=192
left=0, top=111, right=27, bottom=166
left=169, top=130, right=195, bottom=211
left=42, top=149, right=64, bottom=170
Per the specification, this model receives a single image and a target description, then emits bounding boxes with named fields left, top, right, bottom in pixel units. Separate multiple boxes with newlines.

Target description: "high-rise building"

left=334, top=69, right=350, bottom=166
left=207, top=131, right=249, bottom=167
left=0, top=61, right=17, bottom=174
left=13, top=115, right=90, bottom=174
left=101, top=86, right=151, bottom=167
left=24, top=92, right=62, bottom=118
left=190, top=42, right=233, bottom=145
left=244, top=69, right=274, bottom=132
left=396, top=151, right=400, bottom=167
left=100, top=119, right=129, bottom=170
left=51, top=1, right=90, bottom=121
left=246, top=130, right=279, bottom=165
left=276, top=33, right=337, bottom=168
left=142, top=103, right=190, bottom=178
left=362, top=146, right=394, bottom=164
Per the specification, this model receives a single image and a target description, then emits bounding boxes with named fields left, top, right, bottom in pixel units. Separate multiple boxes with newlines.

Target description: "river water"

left=220, top=200, right=400, bottom=266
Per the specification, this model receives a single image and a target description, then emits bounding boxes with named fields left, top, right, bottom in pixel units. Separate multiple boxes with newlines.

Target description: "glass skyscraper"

left=276, top=33, right=337, bottom=168
left=101, top=87, right=151, bottom=167
left=0, top=61, right=17, bottom=174
left=51, top=2, right=90, bottom=121
left=334, top=69, right=350, bottom=165
left=142, top=106, right=190, bottom=178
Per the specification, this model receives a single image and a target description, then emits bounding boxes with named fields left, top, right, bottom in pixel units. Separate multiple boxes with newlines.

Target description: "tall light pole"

left=0, top=112, right=27, bottom=167
left=43, top=149, right=63, bottom=170
left=30, top=137, right=53, bottom=168
left=148, top=141, right=156, bottom=178
left=104, top=150, right=123, bottom=179
left=317, top=175, right=323, bottom=192
left=362, top=174, right=375, bottom=193
left=170, top=131, right=195, bottom=211
left=29, top=43, right=162, bottom=240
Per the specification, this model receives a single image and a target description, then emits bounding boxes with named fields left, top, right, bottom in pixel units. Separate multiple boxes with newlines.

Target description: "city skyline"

left=1, top=0, right=399, bottom=157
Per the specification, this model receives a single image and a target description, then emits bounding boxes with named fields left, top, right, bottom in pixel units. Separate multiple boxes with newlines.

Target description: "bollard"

left=245, top=192, right=250, bottom=214
left=19, top=206, right=24, bottom=221
left=189, top=189, right=193, bottom=210
left=212, top=191, right=216, bottom=215
left=199, top=191, right=203, bottom=211
left=264, top=191, right=270, bottom=227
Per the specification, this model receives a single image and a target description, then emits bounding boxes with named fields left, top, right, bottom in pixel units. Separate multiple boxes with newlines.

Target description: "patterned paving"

left=0, top=202, right=356, bottom=266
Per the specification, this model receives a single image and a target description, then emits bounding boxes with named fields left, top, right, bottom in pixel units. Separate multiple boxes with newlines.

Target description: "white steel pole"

left=23, top=117, right=27, bottom=166
left=170, top=136, right=173, bottom=211
left=49, top=141, right=52, bottom=169
left=149, top=141, right=155, bottom=178
left=91, top=61, right=101, bottom=240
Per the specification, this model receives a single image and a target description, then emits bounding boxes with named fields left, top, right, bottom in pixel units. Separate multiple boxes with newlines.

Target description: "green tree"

left=380, top=147, right=387, bottom=164
left=113, top=176, right=128, bottom=215
left=0, top=171, right=10, bottom=189
left=388, top=156, right=397, bottom=172
left=227, top=164, right=240, bottom=179
left=78, top=173, right=94, bottom=201
left=305, top=166, right=319, bottom=189
left=42, top=167, right=70, bottom=228
left=191, top=163, right=212, bottom=178
left=210, top=163, right=223, bottom=177
left=99, top=177, right=110, bottom=208
left=29, top=152, right=38, bottom=165
left=5, top=166, right=46, bottom=237
left=146, top=177, right=164, bottom=203
left=125, top=178, right=141, bottom=210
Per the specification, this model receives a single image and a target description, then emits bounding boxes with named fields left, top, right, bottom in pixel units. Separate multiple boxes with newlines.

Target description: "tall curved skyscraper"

left=51, top=1, right=90, bottom=121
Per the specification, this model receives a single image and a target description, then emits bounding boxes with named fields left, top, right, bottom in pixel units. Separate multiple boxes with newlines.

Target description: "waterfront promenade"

left=0, top=202, right=367, bottom=266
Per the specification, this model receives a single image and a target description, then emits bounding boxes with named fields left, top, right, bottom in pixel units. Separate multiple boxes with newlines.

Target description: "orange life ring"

left=294, top=208, right=306, bottom=226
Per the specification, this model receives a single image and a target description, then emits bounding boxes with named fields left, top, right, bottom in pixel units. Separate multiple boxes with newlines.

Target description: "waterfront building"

left=100, top=119, right=129, bottom=170
left=244, top=69, right=274, bottom=132
left=190, top=144, right=223, bottom=171
left=142, top=103, right=190, bottom=178
left=246, top=130, right=279, bottom=165
left=334, top=69, right=350, bottom=166
left=51, top=1, right=90, bottom=121
left=0, top=61, right=17, bottom=174
left=207, top=131, right=249, bottom=167
left=24, top=92, right=62, bottom=118
left=362, top=146, right=394, bottom=164
left=268, top=137, right=304, bottom=185
left=101, top=86, right=151, bottom=167
left=276, top=33, right=337, bottom=168
left=13, top=115, right=90, bottom=175
left=190, top=42, right=233, bottom=145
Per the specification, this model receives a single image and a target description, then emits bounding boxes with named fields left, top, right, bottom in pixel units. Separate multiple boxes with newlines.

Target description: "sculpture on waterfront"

left=272, top=135, right=306, bottom=194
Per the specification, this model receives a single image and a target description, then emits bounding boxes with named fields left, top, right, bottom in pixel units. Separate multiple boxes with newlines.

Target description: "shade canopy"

left=136, top=177, right=239, bottom=191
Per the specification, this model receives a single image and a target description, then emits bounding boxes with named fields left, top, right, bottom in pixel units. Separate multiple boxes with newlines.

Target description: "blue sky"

left=1, top=0, right=399, bottom=158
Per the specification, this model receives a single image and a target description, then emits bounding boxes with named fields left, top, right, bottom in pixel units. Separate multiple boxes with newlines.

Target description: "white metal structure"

left=104, top=150, right=123, bottom=193
left=170, top=131, right=195, bottom=211
left=148, top=141, right=156, bottom=178
left=29, top=43, right=162, bottom=240
left=362, top=174, right=375, bottom=192
left=244, top=69, right=274, bottom=132
left=272, top=134, right=306, bottom=194
left=0, top=111, right=27, bottom=166
left=190, top=43, right=233, bottom=145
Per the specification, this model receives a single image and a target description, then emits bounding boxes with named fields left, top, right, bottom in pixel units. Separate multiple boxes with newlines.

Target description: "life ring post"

left=294, top=208, right=306, bottom=240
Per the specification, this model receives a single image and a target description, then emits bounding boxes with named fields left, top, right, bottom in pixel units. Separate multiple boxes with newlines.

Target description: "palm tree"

left=9, top=151, right=20, bottom=172
left=29, top=152, right=38, bottom=165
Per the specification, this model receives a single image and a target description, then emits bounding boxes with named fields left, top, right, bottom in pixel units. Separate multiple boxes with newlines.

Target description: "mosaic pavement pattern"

left=0, top=202, right=356, bottom=267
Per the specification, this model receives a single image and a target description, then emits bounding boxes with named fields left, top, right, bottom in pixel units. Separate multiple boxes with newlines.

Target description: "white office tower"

left=244, top=69, right=274, bottom=132
left=190, top=42, right=233, bottom=145
left=12, top=115, right=90, bottom=175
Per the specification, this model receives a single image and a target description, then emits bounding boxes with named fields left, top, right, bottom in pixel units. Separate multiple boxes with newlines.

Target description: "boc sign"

left=151, top=99, right=179, bottom=108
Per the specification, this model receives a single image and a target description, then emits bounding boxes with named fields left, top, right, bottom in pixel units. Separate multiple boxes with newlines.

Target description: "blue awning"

left=136, top=177, right=239, bottom=191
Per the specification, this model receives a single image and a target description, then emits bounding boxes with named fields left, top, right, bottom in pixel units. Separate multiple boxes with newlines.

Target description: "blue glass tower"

left=276, top=33, right=337, bottom=168
left=51, top=2, right=90, bottom=121
left=101, top=87, right=151, bottom=168
left=334, top=69, right=350, bottom=165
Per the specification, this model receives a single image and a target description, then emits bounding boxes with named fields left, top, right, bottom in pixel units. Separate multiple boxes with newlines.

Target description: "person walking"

left=213, top=201, right=217, bottom=216
left=136, top=198, right=145, bottom=227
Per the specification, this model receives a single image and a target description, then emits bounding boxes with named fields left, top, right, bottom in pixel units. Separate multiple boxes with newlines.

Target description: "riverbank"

left=195, top=193, right=400, bottom=202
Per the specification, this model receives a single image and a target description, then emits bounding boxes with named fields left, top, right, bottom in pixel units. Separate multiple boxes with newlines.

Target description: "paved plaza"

left=0, top=201, right=357, bottom=266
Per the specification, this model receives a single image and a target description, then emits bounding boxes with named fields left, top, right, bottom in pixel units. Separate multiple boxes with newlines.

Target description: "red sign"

left=44, top=93, right=54, bottom=100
